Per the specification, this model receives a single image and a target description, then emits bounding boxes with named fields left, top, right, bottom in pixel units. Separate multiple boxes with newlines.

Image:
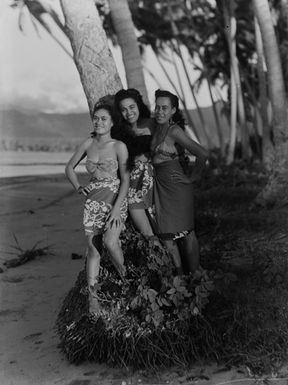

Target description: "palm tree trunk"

left=169, top=45, right=201, bottom=141
left=224, top=0, right=238, bottom=164
left=254, top=15, right=274, bottom=169
left=183, top=2, right=225, bottom=155
left=109, top=0, right=148, bottom=104
left=207, top=80, right=225, bottom=156
left=166, top=3, right=211, bottom=149
left=224, top=0, right=251, bottom=161
left=60, top=0, right=122, bottom=115
left=253, top=0, right=288, bottom=205
left=174, top=41, right=212, bottom=149
left=154, top=52, right=201, bottom=141
left=227, top=59, right=238, bottom=164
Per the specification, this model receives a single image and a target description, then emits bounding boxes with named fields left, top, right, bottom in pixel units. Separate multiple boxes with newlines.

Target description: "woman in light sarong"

left=65, top=103, right=129, bottom=315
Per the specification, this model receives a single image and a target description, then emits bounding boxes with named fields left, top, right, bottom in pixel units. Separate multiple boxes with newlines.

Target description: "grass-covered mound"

left=56, top=161, right=288, bottom=374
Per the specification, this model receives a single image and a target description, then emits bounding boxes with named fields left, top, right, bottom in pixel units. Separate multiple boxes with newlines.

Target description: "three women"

left=65, top=89, right=208, bottom=315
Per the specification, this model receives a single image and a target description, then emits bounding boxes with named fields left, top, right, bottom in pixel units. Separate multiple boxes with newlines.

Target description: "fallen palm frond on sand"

left=4, top=234, right=53, bottom=268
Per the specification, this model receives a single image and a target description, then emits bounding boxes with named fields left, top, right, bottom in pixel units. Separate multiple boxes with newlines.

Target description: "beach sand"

left=0, top=174, right=286, bottom=385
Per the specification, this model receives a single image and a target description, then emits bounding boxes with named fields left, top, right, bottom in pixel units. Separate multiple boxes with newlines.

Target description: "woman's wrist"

left=77, top=186, right=90, bottom=196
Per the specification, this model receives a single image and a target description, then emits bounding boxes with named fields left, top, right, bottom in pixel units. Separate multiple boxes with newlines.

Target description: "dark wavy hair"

left=91, top=103, right=116, bottom=138
left=113, top=89, right=151, bottom=170
left=155, top=89, right=185, bottom=130
left=114, top=88, right=150, bottom=124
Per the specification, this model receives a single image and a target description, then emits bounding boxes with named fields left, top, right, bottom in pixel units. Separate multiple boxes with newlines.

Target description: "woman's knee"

left=103, top=233, right=118, bottom=252
left=86, top=237, right=101, bottom=260
left=130, top=209, right=154, bottom=236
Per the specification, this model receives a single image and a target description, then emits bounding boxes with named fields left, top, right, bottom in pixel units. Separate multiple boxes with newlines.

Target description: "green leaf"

left=167, top=288, right=176, bottom=295
left=173, top=276, right=182, bottom=287
left=161, top=298, right=171, bottom=306
left=151, top=301, right=159, bottom=312
left=147, top=288, right=157, bottom=302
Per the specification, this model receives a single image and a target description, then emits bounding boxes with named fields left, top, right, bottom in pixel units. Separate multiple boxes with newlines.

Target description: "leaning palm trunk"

left=224, top=0, right=251, bottom=162
left=224, top=1, right=238, bottom=164
left=227, top=61, right=238, bottom=165
left=170, top=46, right=201, bottom=142
left=254, top=16, right=274, bottom=169
left=207, top=79, right=225, bottom=156
left=174, top=41, right=212, bottom=150
left=166, top=5, right=211, bottom=149
left=60, top=0, right=122, bottom=115
left=182, top=2, right=225, bottom=155
left=154, top=52, right=201, bottom=141
left=109, top=0, right=148, bottom=104
left=253, top=0, right=288, bottom=205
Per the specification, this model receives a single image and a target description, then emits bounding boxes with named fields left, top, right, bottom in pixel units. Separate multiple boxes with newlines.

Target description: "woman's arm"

left=171, top=125, right=208, bottom=181
left=65, top=138, right=91, bottom=193
left=106, top=141, right=130, bottom=227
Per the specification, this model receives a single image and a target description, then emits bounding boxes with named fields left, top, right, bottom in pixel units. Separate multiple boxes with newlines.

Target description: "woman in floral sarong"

left=65, top=103, right=129, bottom=315
left=114, top=89, right=158, bottom=243
left=151, top=90, right=208, bottom=274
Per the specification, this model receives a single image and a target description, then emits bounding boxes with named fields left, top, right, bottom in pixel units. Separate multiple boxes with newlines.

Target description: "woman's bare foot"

left=88, top=284, right=101, bottom=316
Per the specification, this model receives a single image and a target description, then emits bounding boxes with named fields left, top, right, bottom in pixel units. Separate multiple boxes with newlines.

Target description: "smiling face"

left=119, top=97, right=140, bottom=125
left=92, top=108, right=113, bottom=135
left=155, top=96, right=176, bottom=125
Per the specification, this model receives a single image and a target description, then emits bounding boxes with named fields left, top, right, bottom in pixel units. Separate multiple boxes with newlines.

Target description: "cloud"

left=0, top=1, right=220, bottom=114
left=0, top=4, right=88, bottom=113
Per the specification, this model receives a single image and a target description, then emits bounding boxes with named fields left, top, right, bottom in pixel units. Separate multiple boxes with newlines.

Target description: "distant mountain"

left=0, top=103, right=229, bottom=151
left=0, top=109, right=92, bottom=139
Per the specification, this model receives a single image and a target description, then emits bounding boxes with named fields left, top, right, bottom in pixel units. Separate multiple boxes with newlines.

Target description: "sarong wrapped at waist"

left=128, top=160, right=153, bottom=210
left=153, top=159, right=194, bottom=239
left=83, top=177, right=128, bottom=236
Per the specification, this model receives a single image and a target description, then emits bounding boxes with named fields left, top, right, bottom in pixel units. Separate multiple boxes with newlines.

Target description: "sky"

left=0, top=0, right=215, bottom=115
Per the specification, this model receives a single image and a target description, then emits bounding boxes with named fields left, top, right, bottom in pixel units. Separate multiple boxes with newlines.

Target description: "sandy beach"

left=1, top=173, right=287, bottom=385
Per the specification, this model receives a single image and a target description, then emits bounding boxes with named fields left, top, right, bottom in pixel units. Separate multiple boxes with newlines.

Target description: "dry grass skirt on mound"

left=56, top=225, right=224, bottom=369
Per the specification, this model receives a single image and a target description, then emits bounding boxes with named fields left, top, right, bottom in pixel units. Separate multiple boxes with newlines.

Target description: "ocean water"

left=0, top=151, right=86, bottom=178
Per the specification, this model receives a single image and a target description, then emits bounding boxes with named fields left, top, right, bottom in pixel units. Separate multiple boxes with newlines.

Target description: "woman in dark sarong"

left=151, top=90, right=208, bottom=274
left=65, top=103, right=129, bottom=315
left=114, top=89, right=159, bottom=245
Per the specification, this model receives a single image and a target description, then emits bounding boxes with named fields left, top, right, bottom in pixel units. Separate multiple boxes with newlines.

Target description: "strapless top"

left=152, top=141, right=179, bottom=162
left=86, top=158, right=118, bottom=179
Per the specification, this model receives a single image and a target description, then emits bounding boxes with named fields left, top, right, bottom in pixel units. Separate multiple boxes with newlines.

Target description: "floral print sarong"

left=128, top=160, right=153, bottom=210
left=83, top=177, right=128, bottom=236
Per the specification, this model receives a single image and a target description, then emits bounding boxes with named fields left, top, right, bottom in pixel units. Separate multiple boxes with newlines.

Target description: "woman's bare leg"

left=129, top=208, right=154, bottom=237
left=103, top=222, right=126, bottom=280
left=178, top=231, right=200, bottom=273
left=162, top=239, right=183, bottom=275
left=86, top=233, right=101, bottom=315
left=129, top=208, right=163, bottom=249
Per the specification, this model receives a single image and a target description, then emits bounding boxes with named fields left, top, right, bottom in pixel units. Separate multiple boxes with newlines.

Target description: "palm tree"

left=253, top=0, right=288, bottom=205
left=10, top=0, right=72, bottom=57
left=60, top=0, right=123, bottom=114
left=11, top=0, right=122, bottom=114
left=254, top=16, right=273, bottom=169
left=12, top=0, right=150, bottom=111
left=109, top=0, right=148, bottom=103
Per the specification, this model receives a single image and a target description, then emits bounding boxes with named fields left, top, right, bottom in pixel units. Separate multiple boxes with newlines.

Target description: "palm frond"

left=12, top=232, right=23, bottom=252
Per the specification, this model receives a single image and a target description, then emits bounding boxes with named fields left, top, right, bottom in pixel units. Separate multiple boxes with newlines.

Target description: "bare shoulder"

left=170, top=123, right=183, bottom=137
left=114, top=139, right=128, bottom=152
left=76, top=138, right=93, bottom=152
left=78, top=137, right=93, bottom=151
